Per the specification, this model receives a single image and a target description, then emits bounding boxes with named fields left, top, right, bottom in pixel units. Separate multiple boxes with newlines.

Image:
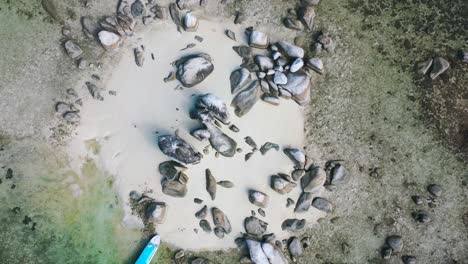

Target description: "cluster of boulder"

left=229, top=27, right=326, bottom=115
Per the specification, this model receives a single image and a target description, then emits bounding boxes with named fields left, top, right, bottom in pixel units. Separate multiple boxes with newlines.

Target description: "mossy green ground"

left=0, top=0, right=466, bottom=263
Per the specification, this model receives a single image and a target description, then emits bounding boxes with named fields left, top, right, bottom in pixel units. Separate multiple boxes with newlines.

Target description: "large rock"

left=298, top=6, right=315, bottom=30
left=230, top=68, right=251, bottom=94
left=64, top=40, right=83, bottom=59
left=244, top=216, right=268, bottom=236
left=249, top=190, right=269, bottom=207
left=231, top=81, right=260, bottom=117
left=261, top=242, right=288, bottom=264
left=249, top=31, right=269, bottom=49
left=277, top=41, right=304, bottom=58
left=281, top=219, right=306, bottom=232
left=283, top=148, right=306, bottom=168
left=98, top=31, right=123, bottom=51
left=196, top=94, right=230, bottom=124
left=205, top=169, right=217, bottom=200
left=295, top=192, right=313, bottom=212
left=212, top=207, right=232, bottom=234
left=158, top=135, right=202, bottom=164
left=282, top=71, right=311, bottom=106
left=146, top=202, right=167, bottom=224
left=301, top=166, right=326, bottom=193
left=271, top=175, right=297, bottom=194
left=183, top=12, right=199, bottom=32
left=176, top=54, right=214, bottom=87
left=205, top=123, right=237, bottom=157
left=246, top=239, right=270, bottom=264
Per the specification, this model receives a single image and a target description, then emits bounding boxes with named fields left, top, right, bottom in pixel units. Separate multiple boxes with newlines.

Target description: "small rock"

left=233, top=46, right=252, bottom=58
left=152, top=5, right=168, bottom=19
left=429, top=57, right=449, bottom=79
left=427, top=184, right=442, bottom=197
left=281, top=218, right=305, bottom=232
left=298, top=6, right=315, bottom=30
left=212, top=207, right=232, bottom=233
left=146, top=202, right=167, bottom=224
left=262, top=95, right=280, bottom=106
left=231, top=81, right=260, bottom=117
left=174, top=249, right=185, bottom=260
left=262, top=242, right=288, bottom=264
left=230, top=68, right=251, bottom=94
left=290, top=58, right=304, bottom=73
left=246, top=239, right=269, bottom=264
left=206, top=169, right=217, bottom=200
left=129, top=190, right=142, bottom=201
left=244, top=216, right=268, bottom=236
left=301, top=166, right=326, bottom=193
left=183, top=12, right=199, bottom=32
left=229, top=124, right=240, bottom=132
left=273, top=72, right=288, bottom=85
left=191, top=257, right=211, bottom=264
left=196, top=93, right=230, bottom=124
left=312, top=197, right=332, bottom=213
left=386, top=235, right=403, bottom=252
left=98, top=30, right=123, bottom=51
left=277, top=41, right=304, bottom=58
left=288, top=237, right=303, bottom=257
left=55, top=102, right=71, bottom=114
left=412, top=210, right=431, bottom=223
left=258, top=208, right=266, bottom=217
left=161, top=177, right=187, bottom=197
left=402, top=255, right=417, bottom=264
left=249, top=31, right=269, bottom=49
left=416, top=58, right=433, bottom=75
left=245, top=152, right=254, bottom=161
left=63, top=111, right=80, bottom=122
left=306, top=58, right=324, bottom=74
left=382, top=246, right=392, bottom=259
left=271, top=175, right=297, bottom=194
left=318, top=32, right=336, bottom=52
left=327, top=162, right=349, bottom=186
left=199, top=219, right=212, bottom=233
left=301, top=237, right=311, bottom=249
left=194, top=198, right=203, bottom=204
left=286, top=198, right=295, bottom=208
left=191, top=129, right=211, bottom=141
left=195, top=205, right=208, bottom=219
left=134, top=47, right=144, bottom=67
left=64, top=40, right=82, bottom=59
left=205, top=122, right=238, bottom=157
left=217, top=180, right=234, bottom=188
left=245, top=136, right=258, bottom=149
left=249, top=190, right=269, bottom=207
left=77, top=58, right=87, bottom=69
left=292, top=169, right=306, bottom=181
left=257, top=72, right=267, bottom=79
left=255, top=55, right=274, bottom=71
left=225, top=29, right=236, bottom=41
left=279, top=88, right=293, bottom=99
left=214, top=227, right=225, bottom=238
left=295, top=192, right=313, bottom=212
left=284, top=148, right=306, bottom=168
left=260, top=142, right=279, bottom=155
left=284, top=17, right=303, bottom=31
left=411, top=195, right=424, bottom=205
left=234, top=11, right=246, bottom=24
left=130, top=0, right=144, bottom=17
left=159, top=160, right=187, bottom=180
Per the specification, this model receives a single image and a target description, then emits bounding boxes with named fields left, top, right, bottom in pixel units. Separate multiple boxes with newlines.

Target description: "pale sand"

left=69, top=19, right=325, bottom=250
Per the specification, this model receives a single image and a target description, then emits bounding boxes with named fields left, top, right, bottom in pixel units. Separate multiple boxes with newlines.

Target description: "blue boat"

left=135, top=235, right=161, bottom=264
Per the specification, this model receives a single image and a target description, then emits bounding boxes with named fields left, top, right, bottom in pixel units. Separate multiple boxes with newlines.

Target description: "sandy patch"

left=69, top=19, right=324, bottom=250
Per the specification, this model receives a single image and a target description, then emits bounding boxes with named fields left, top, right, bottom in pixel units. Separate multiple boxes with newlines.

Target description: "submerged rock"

left=231, top=81, right=261, bottom=117
left=158, top=135, right=202, bottom=164
left=206, top=169, right=217, bottom=200
left=244, top=216, right=268, bottom=236
left=230, top=68, right=251, bottom=94
left=249, top=31, right=269, bottom=49
left=281, top=219, right=306, bottom=232
left=146, top=202, right=167, bottom=224
left=249, top=190, right=269, bottom=207
left=282, top=71, right=311, bottom=106
left=176, top=54, right=214, bottom=87
left=212, top=207, right=232, bottom=233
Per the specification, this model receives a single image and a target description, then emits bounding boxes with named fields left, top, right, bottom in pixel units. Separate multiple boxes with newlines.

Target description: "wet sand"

left=69, top=19, right=323, bottom=250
